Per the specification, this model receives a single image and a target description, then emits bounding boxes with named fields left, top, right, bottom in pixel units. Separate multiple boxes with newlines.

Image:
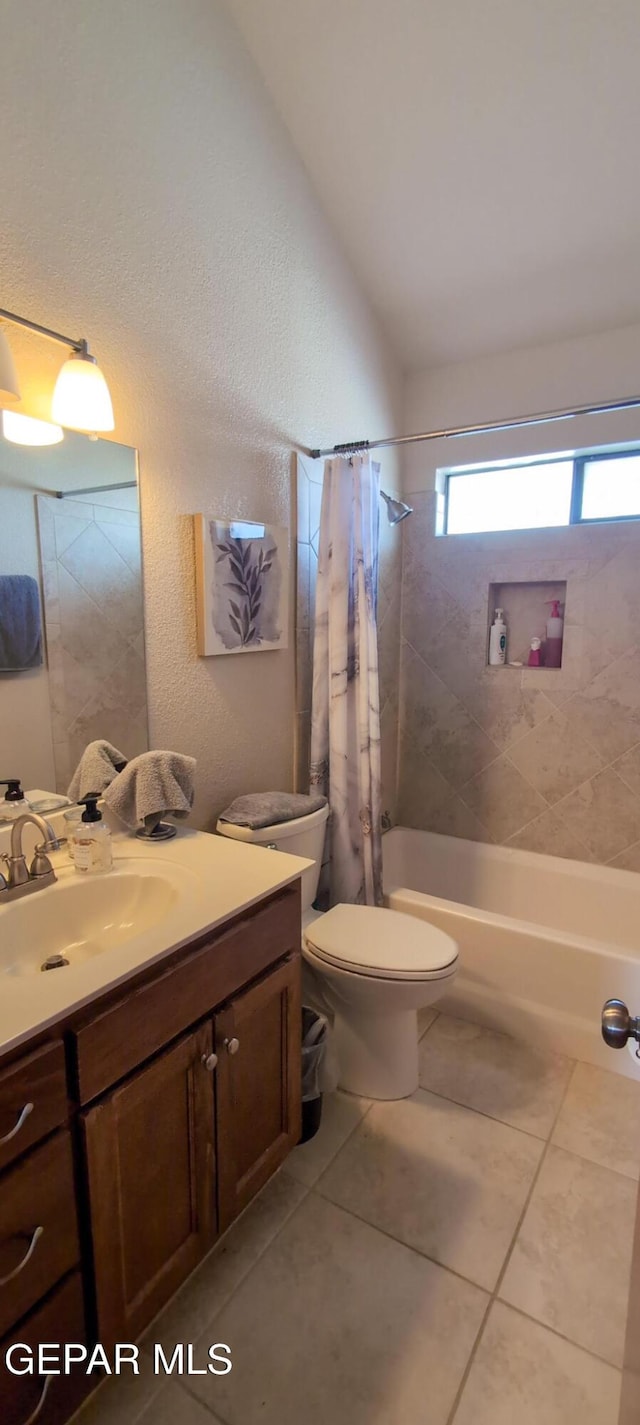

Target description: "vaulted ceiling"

left=227, top=0, right=640, bottom=370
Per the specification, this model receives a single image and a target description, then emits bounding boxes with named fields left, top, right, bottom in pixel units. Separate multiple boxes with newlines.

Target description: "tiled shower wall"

left=37, top=490, right=148, bottom=794
left=295, top=454, right=401, bottom=823
left=398, top=489, right=640, bottom=869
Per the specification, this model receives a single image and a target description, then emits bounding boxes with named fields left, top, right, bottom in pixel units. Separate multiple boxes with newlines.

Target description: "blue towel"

left=0, top=575, right=43, bottom=671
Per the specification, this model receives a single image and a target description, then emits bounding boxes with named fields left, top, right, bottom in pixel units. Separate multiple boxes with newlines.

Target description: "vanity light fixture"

left=0, top=308, right=114, bottom=433
left=1, top=411, right=64, bottom=446
left=0, top=325, right=20, bottom=403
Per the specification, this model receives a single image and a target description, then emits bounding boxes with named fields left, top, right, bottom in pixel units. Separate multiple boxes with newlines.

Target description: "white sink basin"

left=0, top=867, right=183, bottom=977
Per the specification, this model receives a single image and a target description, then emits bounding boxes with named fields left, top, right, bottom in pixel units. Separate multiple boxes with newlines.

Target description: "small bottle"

left=545, top=600, right=564, bottom=669
left=0, top=779, right=31, bottom=823
left=72, top=795, right=113, bottom=874
left=489, top=608, right=507, bottom=665
left=528, top=636, right=542, bottom=667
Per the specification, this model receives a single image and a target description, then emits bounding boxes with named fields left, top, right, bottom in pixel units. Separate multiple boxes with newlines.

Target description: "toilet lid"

left=304, top=904, right=458, bottom=981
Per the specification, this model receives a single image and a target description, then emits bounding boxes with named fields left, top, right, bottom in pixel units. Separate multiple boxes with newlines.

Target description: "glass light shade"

left=2, top=411, right=64, bottom=446
left=51, top=354, right=114, bottom=432
left=0, top=326, right=20, bottom=402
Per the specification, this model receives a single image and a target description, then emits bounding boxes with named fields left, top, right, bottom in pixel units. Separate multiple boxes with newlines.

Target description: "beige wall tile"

left=555, top=768, right=640, bottom=861
left=506, top=807, right=594, bottom=861
left=508, top=706, right=603, bottom=803
left=566, top=649, right=640, bottom=762
left=613, top=742, right=640, bottom=798
left=459, top=755, right=547, bottom=842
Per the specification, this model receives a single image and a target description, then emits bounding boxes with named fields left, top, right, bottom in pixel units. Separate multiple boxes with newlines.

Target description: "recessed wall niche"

left=488, top=580, right=567, bottom=668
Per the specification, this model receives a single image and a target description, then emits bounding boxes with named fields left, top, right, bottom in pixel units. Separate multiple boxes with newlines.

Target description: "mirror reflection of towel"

left=0, top=575, right=43, bottom=671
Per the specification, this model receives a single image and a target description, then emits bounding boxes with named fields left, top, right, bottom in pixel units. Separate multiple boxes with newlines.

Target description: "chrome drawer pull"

left=224, top=1037, right=240, bottom=1055
left=201, top=1053, right=218, bottom=1072
left=0, top=1225, right=44, bottom=1286
left=22, top=1374, right=51, bottom=1425
left=0, top=1102, right=34, bottom=1145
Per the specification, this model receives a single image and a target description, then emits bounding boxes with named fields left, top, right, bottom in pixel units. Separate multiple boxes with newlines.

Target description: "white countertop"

left=0, top=828, right=310, bottom=1058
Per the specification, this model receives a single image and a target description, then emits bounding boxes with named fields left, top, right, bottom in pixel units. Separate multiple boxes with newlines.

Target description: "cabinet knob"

left=201, top=1052, right=218, bottom=1072
left=224, top=1036, right=240, bottom=1055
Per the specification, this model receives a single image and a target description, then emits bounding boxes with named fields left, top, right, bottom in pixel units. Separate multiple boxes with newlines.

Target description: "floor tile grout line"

left=175, top=1373, right=233, bottom=1424
left=309, top=1181, right=495, bottom=1298
left=446, top=1057, right=602, bottom=1422
left=157, top=1097, right=379, bottom=1342
left=413, top=1076, right=573, bottom=1145
left=143, top=1176, right=312, bottom=1352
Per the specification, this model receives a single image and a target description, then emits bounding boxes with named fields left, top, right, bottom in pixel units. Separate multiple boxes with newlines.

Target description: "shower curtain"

left=310, top=453, right=383, bottom=907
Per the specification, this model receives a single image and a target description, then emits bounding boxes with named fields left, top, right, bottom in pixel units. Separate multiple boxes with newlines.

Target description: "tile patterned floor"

left=75, top=1013, right=640, bottom=1425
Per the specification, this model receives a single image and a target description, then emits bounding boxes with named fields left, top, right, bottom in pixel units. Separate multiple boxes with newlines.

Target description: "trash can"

left=300, top=1007, right=328, bottom=1144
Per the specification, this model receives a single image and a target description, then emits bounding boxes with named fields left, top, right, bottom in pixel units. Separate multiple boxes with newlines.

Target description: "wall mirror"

left=0, top=427, right=148, bottom=798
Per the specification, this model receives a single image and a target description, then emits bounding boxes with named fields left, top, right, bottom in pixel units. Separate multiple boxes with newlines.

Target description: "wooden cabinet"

left=0, top=879, right=302, bottom=1420
left=216, top=955, right=301, bottom=1232
left=0, top=1042, right=67, bottom=1175
left=83, top=1022, right=216, bottom=1349
left=1, top=1272, right=89, bottom=1425
left=0, top=1132, right=80, bottom=1338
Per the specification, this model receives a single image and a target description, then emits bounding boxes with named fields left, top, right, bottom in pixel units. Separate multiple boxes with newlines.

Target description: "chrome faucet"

left=0, top=813, right=61, bottom=903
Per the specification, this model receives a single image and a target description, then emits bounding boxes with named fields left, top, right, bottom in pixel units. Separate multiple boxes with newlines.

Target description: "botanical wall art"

left=194, top=515, right=289, bottom=656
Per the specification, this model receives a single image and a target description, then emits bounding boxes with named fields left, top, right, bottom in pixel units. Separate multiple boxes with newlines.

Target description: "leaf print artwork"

left=195, top=516, right=289, bottom=656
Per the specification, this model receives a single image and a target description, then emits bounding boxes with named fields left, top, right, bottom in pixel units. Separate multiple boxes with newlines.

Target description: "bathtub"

left=383, top=826, right=640, bottom=1079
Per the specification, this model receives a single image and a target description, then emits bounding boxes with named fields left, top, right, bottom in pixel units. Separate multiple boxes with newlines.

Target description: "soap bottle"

left=545, top=600, right=564, bottom=668
left=528, top=636, right=542, bottom=667
left=0, top=779, right=31, bottom=823
left=72, top=795, right=113, bottom=874
left=489, top=609, right=507, bottom=665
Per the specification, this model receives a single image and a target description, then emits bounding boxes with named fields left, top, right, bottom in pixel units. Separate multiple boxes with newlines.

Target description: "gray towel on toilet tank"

left=104, top=751, right=196, bottom=829
left=219, top=791, right=328, bottom=830
left=67, top=740, right=128, bottom=802
left=0, top=575, right=43, bottom=670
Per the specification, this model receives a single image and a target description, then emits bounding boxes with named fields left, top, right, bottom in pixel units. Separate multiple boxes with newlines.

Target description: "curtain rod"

left=305, top=394, right=640, bottom=461
left=55, top=480, right=136, bottom=499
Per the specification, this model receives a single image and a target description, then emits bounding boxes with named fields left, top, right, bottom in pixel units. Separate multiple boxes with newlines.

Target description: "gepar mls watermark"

left=5, top=1342, right=232, bottom=1378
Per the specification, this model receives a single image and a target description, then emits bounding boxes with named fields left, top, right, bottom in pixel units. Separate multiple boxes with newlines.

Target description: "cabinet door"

left=82, top=1023, right=216, bottom=1349
left=216, top=955, right=301, bottom=1232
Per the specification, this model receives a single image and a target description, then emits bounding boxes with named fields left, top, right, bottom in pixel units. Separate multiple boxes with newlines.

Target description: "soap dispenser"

left=72, top=795, right=113, bottom=874
left=489, top=609, right=507, bottom=666
left=545, top=599, right=564, bottom=668
left=0, top=779, right=30, bottom=823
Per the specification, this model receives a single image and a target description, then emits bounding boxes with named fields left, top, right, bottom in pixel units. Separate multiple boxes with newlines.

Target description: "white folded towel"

left=103, top=751, right=196, bottom=830
left=67, top=740, right=127, bottom=802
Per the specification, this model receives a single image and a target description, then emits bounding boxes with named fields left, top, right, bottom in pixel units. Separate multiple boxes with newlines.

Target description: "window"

left=443, top=448, right=640, bottom=535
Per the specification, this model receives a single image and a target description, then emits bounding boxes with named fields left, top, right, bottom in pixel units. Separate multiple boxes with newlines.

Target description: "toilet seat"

left=304, top=904, right=457, bottom=982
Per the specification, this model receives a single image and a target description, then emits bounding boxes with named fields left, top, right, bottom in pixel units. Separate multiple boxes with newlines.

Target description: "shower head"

left=380, top=490, right=413, bottom=525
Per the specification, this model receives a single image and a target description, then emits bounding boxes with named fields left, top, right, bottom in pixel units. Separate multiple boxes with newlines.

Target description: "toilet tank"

left=216, top=803, right=329, bottom=914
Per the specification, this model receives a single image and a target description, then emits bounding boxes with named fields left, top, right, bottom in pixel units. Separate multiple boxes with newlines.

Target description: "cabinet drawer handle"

left=201, top=1053, right=218, bottom=1072
left=21, top=1373, right=51, bottom=1425
left=0, top=1102, right=34, bottom=1145
left=224, top=1037, right=240, bottom=1055
left=0, top=1225, right=44, bottom=1286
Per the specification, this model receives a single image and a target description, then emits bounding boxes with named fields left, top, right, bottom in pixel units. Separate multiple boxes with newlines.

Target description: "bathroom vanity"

left=0, top=832, right=305, bottom=1425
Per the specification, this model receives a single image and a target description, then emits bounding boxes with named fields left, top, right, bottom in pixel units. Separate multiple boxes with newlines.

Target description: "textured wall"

left=295, top=454, right=401, bottom=826
left=398, top=493, right=640, bottom=869
left=0, top=0, right=400, bottom=828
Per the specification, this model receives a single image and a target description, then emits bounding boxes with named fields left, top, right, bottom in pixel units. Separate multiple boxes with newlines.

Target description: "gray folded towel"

left=104, top=751, right=196, bottom=830
left=0, top=575, right=43, bottom=670
left=67, top=740, right=128, bottom=801
left=219, top=791, right=328, bottom=830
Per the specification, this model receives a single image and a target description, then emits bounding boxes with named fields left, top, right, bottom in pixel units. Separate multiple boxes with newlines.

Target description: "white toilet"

left=217, top=800, right=458, bottom=1100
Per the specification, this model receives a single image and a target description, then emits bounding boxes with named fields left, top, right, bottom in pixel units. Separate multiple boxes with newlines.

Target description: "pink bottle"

left=528, top=637, right=542, bottom=667
left=545, top=600, right=564, bottom=668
